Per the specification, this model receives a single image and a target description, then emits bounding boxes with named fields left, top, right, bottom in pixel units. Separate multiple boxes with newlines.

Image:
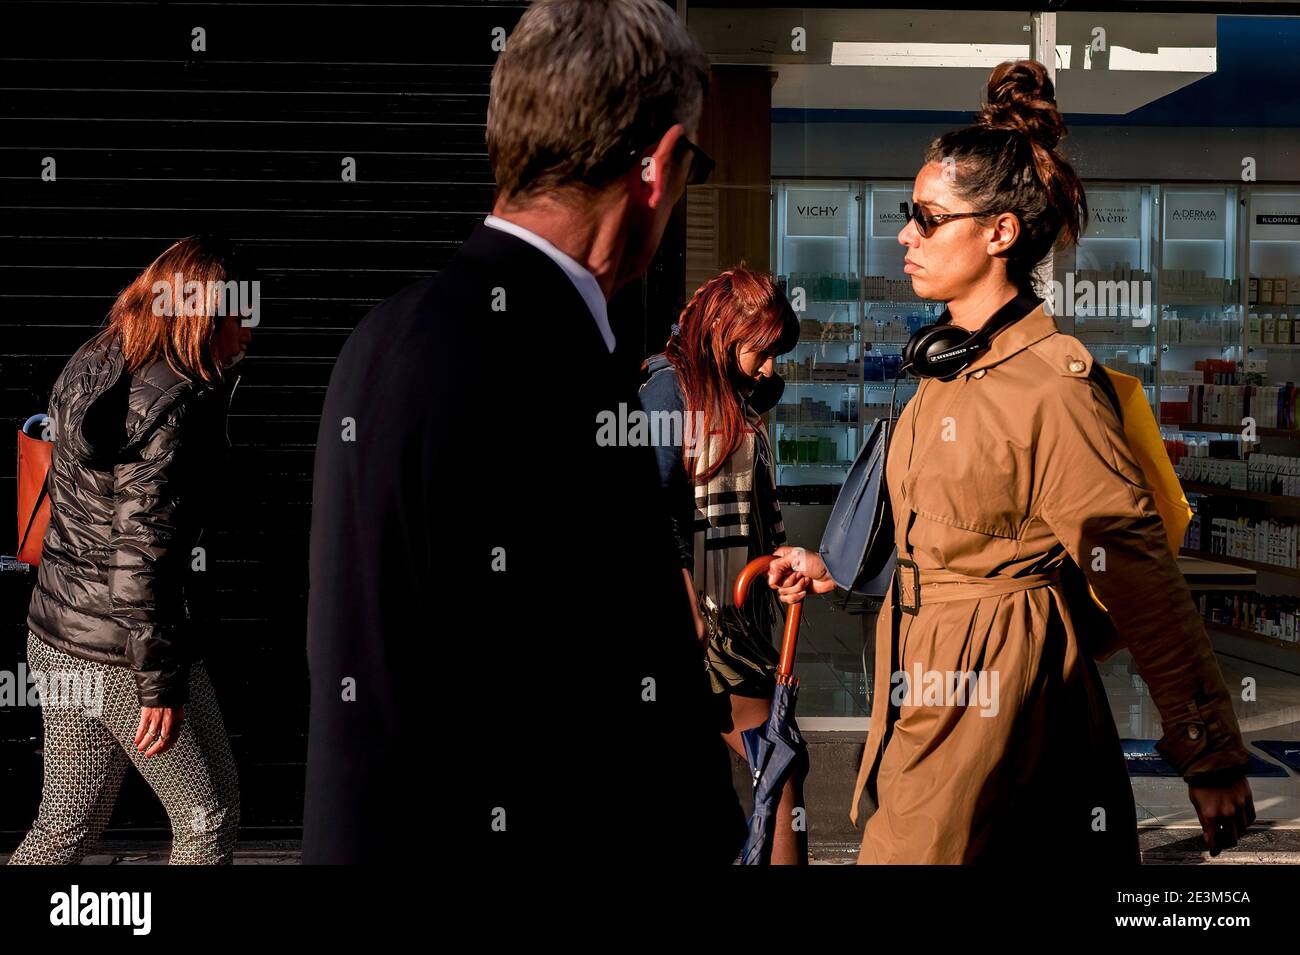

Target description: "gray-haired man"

left=307, top=0, right=745, bottom=863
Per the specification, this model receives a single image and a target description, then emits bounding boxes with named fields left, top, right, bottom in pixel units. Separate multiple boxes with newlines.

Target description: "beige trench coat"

left=850, top=303, right=1251, bottom=864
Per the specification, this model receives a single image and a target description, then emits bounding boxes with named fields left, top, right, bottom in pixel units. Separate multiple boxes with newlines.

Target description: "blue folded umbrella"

left=733, top=556, right=812, bottom=865
left=739, top=679, right=809, bottom=865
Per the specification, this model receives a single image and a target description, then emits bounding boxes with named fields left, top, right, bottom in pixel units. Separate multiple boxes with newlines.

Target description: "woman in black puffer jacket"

left=9, top=235, right=251, bottom=865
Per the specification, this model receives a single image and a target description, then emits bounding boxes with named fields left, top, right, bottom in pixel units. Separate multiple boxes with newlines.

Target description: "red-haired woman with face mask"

left=640, top=267, right=804, bottom=864
left=773, top=61, right=1254, bottom=864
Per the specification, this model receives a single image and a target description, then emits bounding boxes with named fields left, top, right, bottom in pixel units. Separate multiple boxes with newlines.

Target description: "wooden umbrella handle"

left=732, top=554, right=775, bottom=608
left=734, top=554, right=803, bottom=683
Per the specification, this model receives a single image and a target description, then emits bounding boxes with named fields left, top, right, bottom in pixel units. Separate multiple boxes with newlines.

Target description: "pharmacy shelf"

left=1204, top=623, right=1300, bottom=676
left=1178, top=554, right=1257, bottom=588
left=1179, top=548, right=1300, bottom=580
left=783, top=377, right=862, bottom=382
left=863, top=300, right=939, bottom=307
left=1183, top=483, right=1300, bottom=508
left=776, top=461, right=855, bottom=469
left=1204, top=622, right=1300, bottom=653
left=1167, top=421, right=1300, bottom=438
left=772, top=422, right=857, bottom=430
left=1075, top=338, right=1160, bottom=347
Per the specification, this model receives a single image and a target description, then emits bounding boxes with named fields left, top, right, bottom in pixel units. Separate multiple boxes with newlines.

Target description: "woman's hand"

left=767, top=546, right=837, bottom=605
left=1188, top=776, right=1256, bottom=857
left=135, top=705, right=184, bottom=758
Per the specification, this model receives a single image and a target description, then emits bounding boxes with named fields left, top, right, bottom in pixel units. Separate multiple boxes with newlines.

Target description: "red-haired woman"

left=639, top=267, right=804, bottom=864
left=9, top=236, right=251, bottom=865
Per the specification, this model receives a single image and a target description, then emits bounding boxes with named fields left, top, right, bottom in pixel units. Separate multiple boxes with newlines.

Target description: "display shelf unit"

left=1154, top=184, right=1245, bottom=439
left=770, top=180, right=863, bottom=486
left=1182, top=483, right=1300, bottom=509
left=771, top=179, right=936, bottom=492
left=1180, top=554, right=1300, bottom=675
left=1179, top=547, right=1300, bottom=581
left=1205, top=621, right=1300, bottom=654
left=1058, top=183, right=1159, bottom=393
left=1167, top=186, right=1300, bottom=674
left=1170, top=422, right=1300, bottom=439
left=1205, top=623, right=1300, bottom=677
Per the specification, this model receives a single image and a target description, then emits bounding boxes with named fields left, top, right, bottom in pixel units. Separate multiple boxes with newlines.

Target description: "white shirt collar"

left=482, top=215, right=615, bottom=354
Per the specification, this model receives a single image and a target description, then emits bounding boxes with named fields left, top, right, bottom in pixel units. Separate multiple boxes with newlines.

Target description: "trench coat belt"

left=894, top=558, right=1064, bottom=615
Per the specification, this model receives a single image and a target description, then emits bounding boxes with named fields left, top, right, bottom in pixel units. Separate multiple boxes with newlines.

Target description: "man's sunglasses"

left=682, top=136, right=714, bottom=186
left=624, top=135, right=714, bottom=186
left=900, top=201, right=1002, bottom=238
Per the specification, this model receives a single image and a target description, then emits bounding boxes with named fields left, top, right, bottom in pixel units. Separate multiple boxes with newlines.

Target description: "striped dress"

left=639, top=356, right=787, bottom=711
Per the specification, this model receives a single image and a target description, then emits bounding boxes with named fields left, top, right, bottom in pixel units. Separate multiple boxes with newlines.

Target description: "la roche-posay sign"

left=786, top=189, right=846, bottom=237
left=1165, top=192, right=1226, bottom=241
left=872, top=189, right=911, bottom=238
left=1252, top=194, right=1300, bottom=242
left=1086, top=190, right=1141, bottom=239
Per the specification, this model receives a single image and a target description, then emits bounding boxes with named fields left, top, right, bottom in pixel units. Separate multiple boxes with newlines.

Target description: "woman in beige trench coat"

left=770, top=60, right=1256, bottom=864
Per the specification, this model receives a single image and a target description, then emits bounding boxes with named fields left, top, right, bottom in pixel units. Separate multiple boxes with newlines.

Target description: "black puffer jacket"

left=27, top=334, right=236, bottom=706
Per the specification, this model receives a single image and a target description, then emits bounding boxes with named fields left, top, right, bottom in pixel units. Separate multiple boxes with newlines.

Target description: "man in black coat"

left=304, top=0, right=744, bottom=864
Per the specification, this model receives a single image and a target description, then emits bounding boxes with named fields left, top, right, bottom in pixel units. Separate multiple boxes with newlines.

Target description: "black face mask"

left=744, top=372, right=785, bottom=415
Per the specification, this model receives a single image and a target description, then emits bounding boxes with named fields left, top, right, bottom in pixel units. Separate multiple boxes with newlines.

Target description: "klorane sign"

left=786, top=188, right=846, bottom=237
left=1252, top=194, right=1300, bottom=241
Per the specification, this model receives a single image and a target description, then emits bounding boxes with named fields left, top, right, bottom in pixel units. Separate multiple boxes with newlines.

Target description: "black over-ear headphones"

left=900, top=293, right=1040, bottom=381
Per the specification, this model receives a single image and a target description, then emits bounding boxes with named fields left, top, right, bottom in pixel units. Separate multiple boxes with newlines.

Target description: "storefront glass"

left=683, top=4, right=1300, bottom=820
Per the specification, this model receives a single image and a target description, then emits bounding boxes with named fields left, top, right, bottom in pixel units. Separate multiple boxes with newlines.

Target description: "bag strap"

left=837, top=371, right=907, bottom=611
left=1090, top=362, right=1124, bottom=422
left=18, top=469, right=51, bottom=556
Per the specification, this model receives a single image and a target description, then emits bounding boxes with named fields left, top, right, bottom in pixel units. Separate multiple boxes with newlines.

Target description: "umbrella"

left=733, top=554, right=810, bottom=865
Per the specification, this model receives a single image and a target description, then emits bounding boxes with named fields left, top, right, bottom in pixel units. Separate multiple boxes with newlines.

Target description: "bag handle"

left=881, top=364, right=907, bottom=454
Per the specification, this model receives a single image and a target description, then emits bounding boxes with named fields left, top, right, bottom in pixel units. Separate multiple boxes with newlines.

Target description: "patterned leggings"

left=7, top=632, right=240, bottom=865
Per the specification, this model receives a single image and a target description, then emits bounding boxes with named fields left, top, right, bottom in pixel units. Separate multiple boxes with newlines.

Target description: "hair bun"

left=978, top=59, right=1066, bottom=150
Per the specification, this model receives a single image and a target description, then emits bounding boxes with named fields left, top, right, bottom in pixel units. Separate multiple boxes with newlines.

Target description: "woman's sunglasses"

left=900, top=201, right=1003, bottom=238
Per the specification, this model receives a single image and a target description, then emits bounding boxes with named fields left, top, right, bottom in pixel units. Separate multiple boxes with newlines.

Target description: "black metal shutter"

left=0, top=0, right=525, bottom=838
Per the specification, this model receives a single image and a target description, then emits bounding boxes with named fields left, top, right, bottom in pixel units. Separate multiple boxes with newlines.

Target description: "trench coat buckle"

left=896, top=556, right=921, bottom=615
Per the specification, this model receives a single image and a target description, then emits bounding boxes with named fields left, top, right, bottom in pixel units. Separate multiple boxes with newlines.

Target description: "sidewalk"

left=808, top=827, right=1300, bottom=864
left=5, top=830, right=1300, bottom=865
left=0, top=840, right=302, bottom=865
